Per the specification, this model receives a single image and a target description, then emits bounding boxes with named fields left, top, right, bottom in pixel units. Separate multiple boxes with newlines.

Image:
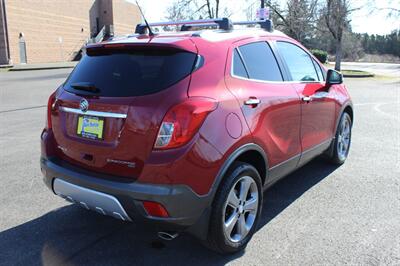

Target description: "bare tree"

left=248, top=0, right=318, bottom=44
left=260, top=1, right=289, bottom=28
left=244, top=0, right=278, bottom=24
left=284, top=0, right=319, bottom=43
left=366, top=0, right=400, bottom=18
left=166, top=0, right=225, bottom=20
left=322, top=0, right=358, bottom=71
left=245, top=0, right=257, bottom=21
left=166, top=0, right=190, bottom=21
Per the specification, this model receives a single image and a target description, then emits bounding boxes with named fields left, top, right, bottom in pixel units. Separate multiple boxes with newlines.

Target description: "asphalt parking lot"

left=0, top=69, right=399, bottom=265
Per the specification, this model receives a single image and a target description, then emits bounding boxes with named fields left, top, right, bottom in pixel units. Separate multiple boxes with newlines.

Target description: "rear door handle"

left=302, top=96, right=312, bottom=102
left=244, top=98, right=261, bottom=107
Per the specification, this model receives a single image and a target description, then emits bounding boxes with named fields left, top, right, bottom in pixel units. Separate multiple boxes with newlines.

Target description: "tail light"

left=154, top=98, right=218, bottom=150
left=46, top=91, right=57, bottom=129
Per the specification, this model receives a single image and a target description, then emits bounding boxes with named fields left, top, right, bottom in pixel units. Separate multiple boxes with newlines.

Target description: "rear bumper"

left=40, top=157, right=212, bottom=232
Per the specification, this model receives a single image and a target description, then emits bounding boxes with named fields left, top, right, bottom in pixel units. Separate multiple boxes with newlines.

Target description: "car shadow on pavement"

left=0, top=158, right=338, bottom=265
left=258, top=158, right=339, bottom=230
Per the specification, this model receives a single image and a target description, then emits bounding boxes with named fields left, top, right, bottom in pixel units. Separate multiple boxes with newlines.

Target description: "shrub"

left=311, top=49, right=328, bottom=63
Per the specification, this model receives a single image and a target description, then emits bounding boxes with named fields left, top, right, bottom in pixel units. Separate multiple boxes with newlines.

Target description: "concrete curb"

left=343, top=73, right=375, bottom=78
left=341, top=69, right=375, bottom=78
left=9, top=66, right=76, bottom=71
left=8, top=62, right=78, bottom=71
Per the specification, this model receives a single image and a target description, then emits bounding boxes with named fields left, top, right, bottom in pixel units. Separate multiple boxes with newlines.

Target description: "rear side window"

left=232, top=49, right=249, bottom=78
left=64, top=48, right=197, bottom=97
left=237, top=42, right=283, bottom=82
left=276, top=42, right=318, bottom=82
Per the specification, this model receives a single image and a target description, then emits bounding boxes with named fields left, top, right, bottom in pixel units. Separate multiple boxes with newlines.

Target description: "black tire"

left=327, top=112, right=352, bottom=165
left=205, top=162, right=263, bottom=254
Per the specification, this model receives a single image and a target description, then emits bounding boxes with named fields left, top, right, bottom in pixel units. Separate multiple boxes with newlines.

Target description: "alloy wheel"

left=222, top=175, right=259, bottom=243
left=337, top=115, right=351, bottom=161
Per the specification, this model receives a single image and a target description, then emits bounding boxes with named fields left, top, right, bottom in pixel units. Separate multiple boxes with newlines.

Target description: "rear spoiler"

left=85, top=41, right=198, bottom=55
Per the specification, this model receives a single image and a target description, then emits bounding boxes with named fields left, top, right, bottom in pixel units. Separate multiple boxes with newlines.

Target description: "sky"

left=132, top=0, right=399, bottom=35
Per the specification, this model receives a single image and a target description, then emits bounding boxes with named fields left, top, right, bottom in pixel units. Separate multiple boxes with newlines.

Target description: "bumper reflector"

left=143, top=201, right=169, bottom=218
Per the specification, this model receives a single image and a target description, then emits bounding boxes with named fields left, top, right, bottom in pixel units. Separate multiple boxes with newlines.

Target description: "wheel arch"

left=343, top=104, right=354, bottom=123
left=210, top=143, right=269, bottom=199
left=336, top=101, right=354, bottom=133
left=186, top=143, right=269, bottom=241
left=325, top=101, right=354, bottom=157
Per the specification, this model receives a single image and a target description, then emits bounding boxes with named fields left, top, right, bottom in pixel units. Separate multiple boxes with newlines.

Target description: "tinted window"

left=238, top=42, right=283, bottom=81
left=276, top=42, right=318, bottom=82
left=312, top=59, right=324, bottom=81
left=232, top=49, right=249, bottom=78
left=317, top=60, right=327, bottom=80
left=64, top=48, right=197, bottom=97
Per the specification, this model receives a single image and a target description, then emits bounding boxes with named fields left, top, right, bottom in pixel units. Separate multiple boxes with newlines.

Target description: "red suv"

left=40, top=19, right=353, bottom=253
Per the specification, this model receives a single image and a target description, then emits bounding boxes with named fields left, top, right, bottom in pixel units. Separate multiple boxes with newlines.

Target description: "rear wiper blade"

left=71, top=82, right=100, bottom=93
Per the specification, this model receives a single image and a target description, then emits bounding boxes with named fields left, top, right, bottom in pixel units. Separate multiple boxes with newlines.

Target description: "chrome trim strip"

left=53, top=178, right=132, bottom=221
left=231, top=68, right=325, bottom=85
left=230, top=45, right=325, bottom=85
left=59, top=106, right=127, bottom=118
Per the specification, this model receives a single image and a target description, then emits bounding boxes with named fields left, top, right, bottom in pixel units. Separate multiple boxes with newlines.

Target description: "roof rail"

left=135, top=18, right=233, bottom=34
left=180, top=23, right=217, bottom=31
left=181, top=20, right=273, bottom=32
left=233, top=20, right=273, bottom=32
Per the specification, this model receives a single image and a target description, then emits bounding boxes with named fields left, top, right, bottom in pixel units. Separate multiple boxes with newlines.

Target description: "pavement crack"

left=0, top=105, right=46, bottom=113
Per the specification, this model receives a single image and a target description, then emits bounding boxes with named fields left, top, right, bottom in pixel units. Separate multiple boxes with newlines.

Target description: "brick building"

left=0, top=0, right=141, bottom=65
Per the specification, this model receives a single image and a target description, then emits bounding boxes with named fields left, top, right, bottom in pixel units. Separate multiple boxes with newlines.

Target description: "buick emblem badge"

left=80, top=99, right=89, bottom=112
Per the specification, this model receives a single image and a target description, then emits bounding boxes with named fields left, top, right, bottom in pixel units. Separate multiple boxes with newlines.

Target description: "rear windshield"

left=64, top=48, right=197, bottom=97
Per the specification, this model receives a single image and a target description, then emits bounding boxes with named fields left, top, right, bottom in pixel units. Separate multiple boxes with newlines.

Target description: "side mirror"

left=326, top=69, right=343, bottom=86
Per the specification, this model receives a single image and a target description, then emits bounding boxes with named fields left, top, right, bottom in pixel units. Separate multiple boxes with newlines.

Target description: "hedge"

left=311, top=49, right=328, bottom=64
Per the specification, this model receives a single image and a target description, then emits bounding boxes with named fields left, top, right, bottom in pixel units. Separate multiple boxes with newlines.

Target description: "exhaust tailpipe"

left=157, top=231, right=179, bottom=241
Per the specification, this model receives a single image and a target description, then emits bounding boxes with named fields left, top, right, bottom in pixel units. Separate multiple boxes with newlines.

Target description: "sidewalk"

left=327, top=61, right=400, bottom=77
left=7, top=61, right=78, bottom=71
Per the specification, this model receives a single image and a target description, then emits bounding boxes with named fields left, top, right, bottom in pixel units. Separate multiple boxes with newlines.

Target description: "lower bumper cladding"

left=53, top=178, right=132, bottom=221
left=41, top=157, right=212, bottom=230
